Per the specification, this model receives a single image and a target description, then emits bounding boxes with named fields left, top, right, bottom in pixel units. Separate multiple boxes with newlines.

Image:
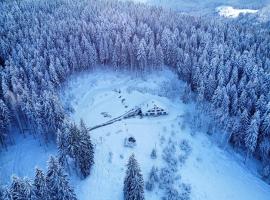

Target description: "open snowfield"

left=62, top=69, right=270, bottom=200
left=1, top=68, right=270, bottom=199
left=216, top=6, right=258, bottom=18
left=0, top=134, right=57, bottom=183
left=122, top=0, right=268, bottom=15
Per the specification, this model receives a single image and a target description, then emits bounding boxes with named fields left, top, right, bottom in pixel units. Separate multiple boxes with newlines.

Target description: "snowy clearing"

left=121, top=0, right=266, bottom=16
left=216, top=6, right=258, bottom=18
left=0, top=133, right=57, bottom=184
left=62, top=69, right=270, bottom=200
left=1, top=69, right=270, bottom=200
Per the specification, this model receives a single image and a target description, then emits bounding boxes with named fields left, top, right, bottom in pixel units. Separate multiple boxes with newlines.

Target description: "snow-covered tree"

left=245, top=112, right=260, bottom=157
left=9, top=176, right=34, bottom=200
left=147, top=41, right=157, bottom=69
left=33, top=168, right=47, bottom=200
left=36, top=91, right=65, bottom=140
left=0, top=99, right=10, bottom=147
left=58, top=121, right=94, bottom=178
left=124, top=154, right=145, bottom=200
left=48, top=61, right=60, bottom=87
left=262, top=113, right=270, bottom=136
left=0, top=183, right=6, bottom=200
left=181, top=84, right=192, bottom=104
left=156, top=44, right=164, bottom=67
left=145, top=166, right=159, bottom=191
left=158, top=167, right=176, bottom=190
left=46, top=156, right=77, bottom=200
left=136, top=39, right=147, bottom=72
left=57, top=128, right=69, bottom=169
left=150, top=148, right=157, bottom=159
left=78, top=120, right=94, bottom=178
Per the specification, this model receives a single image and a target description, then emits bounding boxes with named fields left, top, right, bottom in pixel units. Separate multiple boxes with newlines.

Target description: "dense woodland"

left=0, top=156, right=77, bottom=199
left=1, top=0, right=270, bottom=197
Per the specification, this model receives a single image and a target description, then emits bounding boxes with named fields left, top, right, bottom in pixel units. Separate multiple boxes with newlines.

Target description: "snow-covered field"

left=0, top=133, right=57, bottom=183
left=1, top=69, right=270, bottom=199
left=216, top=6, right=258, bottom=18
left=121, top=0, right=268, bottom=16
left=62, top=69, right=270, bottom=200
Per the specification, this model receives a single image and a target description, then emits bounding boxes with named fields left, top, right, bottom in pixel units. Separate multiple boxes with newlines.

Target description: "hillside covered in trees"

left=1, top=0, right=270, bottom=199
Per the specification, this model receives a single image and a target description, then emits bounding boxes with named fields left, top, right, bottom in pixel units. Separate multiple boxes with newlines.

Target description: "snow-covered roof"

left=139, top=100, right=167, bottom=114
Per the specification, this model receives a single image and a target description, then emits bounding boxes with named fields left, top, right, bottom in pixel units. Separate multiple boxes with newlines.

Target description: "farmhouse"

left=140, top=100, right=168, bottom=117
left=88, top=100, right=168, bottom=131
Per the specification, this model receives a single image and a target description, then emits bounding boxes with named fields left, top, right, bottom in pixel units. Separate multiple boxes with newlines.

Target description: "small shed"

left=124, top=136, right=136, bottom=148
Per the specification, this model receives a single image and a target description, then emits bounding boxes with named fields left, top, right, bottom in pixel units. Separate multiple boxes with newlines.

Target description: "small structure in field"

left=124, top=136, right=136, bottom=148
left=101, top=112, right=112, bottom=118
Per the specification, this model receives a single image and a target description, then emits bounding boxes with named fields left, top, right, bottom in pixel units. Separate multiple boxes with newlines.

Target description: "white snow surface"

left=120, top=0, right=267, bottom=16
left=216, top=6, right=258, bottom=18
left=62, top=69, right=270, bottom=200
left=0, top=133, right=57, bottom=183
left=1, top=68, right=270, bottom=200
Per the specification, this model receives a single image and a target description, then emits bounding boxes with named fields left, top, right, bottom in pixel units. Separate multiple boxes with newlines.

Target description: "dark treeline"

left=1, top=0, right=270, bottom=180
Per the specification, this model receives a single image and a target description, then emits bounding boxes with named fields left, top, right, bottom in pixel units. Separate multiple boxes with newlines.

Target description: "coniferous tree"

left=9, top=176, right=34, bottom=200
left=46, top=156, right=77, bottom=200
left=220, top=90, right=230, bottom=126
left=0, top=183, right=5, bottom=200
left=36, top=91, right=65, bottom=140
left=137, top=40, right=147, bottom=72
left=156, top=44, right=164, bottom=67
left=245, top=112, right=260, bottom=158
left=232, top=109, right=250, bottom=147
left=78, top=120, right=94, bottom=178
left=259, top=138, right=270, bottom=164
left=147, top=41, right=156, bottom=69
left=33, top=168, right=47, bottom=200
left=145, top=166, right=159, bottom=191
left=66, top=123, right=81, bottom=158
left=262, top=113, right=270, bottom=137
left=59, top=121, right=94, bottom=178
left=0, top=99, right=10, bottom=147
left=124, top=154, right=145, bottom=200
left=57, top=128, right=69, bottom=170
left=0, top=186, right=10, bottom=200
left=48, top=62, right=60, bottom=87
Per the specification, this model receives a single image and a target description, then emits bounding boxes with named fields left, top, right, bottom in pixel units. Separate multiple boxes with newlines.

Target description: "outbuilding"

left=124, top=136, right=136, bottom=148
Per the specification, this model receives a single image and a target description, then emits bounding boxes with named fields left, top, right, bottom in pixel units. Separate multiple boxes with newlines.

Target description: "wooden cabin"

left=144, top=105, right=167, bottom=116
